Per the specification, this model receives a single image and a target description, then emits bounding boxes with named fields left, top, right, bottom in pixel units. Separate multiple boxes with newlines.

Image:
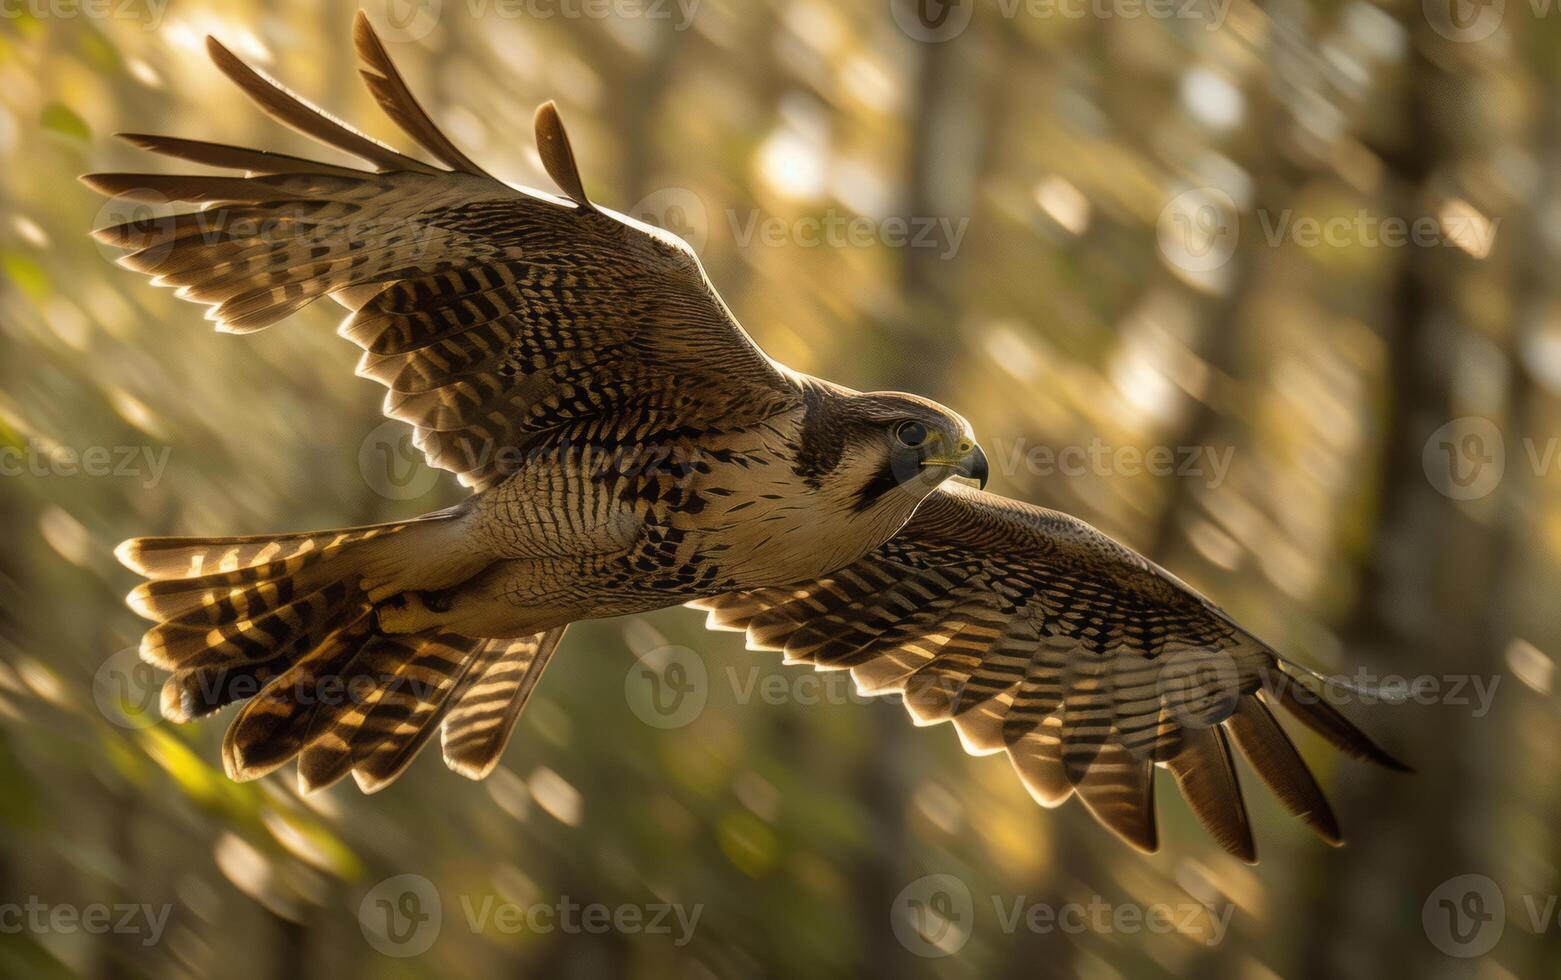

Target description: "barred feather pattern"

left=692, top=482, right=1408, bottom=860
left=115, top=515, right=494, bottom=790
left=120, top=526, right=403, bottom=675
left=441, top=628, right=568, bottom=779
left=84, top=19, right=800, bottom=492
left=351, top=632, right=485, bottom=792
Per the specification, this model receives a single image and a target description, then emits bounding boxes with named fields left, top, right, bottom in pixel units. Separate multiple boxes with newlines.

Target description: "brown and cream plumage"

left=88, top=13, right=1405, bottom=860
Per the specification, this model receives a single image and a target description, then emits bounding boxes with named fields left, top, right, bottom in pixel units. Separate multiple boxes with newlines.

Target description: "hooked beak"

left=958, top=443, right=989, bottom=490
left=922, top=441, right=989, bottom=489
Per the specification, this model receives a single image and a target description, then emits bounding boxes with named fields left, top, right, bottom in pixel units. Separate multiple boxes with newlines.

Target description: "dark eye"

left=894, top=420, right=929, bottom=448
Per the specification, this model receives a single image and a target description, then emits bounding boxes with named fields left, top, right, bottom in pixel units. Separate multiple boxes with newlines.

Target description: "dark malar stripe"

left=853, top=460, right=904, bottom=513
left=793, top=382, right=845, bottom=489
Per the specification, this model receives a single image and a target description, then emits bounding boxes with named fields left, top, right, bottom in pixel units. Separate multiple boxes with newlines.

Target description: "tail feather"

left=132, top=568, right=325, bottom=625
left=296, top=632, right=429, bottom=792
left=352, top=633, right=482, bottom=792
left=221, top=611, right=375, bottom=780
left=142, top=582, right=356, bottom=670
left=442, top=629, right=567, bottom=780
left=115, top=508, right=555, bottom=790
left=116, top=524, right=403, bottom=581
left=162, top=656, right=288, bottom=723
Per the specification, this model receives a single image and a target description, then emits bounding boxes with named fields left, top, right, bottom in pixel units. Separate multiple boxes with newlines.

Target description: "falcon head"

left=838, top=391, right=989, bottom=512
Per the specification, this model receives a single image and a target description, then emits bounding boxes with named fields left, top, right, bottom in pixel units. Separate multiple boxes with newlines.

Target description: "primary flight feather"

left=87, top=12, right=1405, bottom=859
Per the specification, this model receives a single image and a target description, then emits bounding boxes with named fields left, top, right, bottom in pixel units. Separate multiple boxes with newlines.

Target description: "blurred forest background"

left=3, top=0, right=1561, bottom=977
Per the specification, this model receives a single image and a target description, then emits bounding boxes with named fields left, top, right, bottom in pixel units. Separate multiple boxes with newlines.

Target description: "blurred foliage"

left=2, top=1, right=1561, bottom=977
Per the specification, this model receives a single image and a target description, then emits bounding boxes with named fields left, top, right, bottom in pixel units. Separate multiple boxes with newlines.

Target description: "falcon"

left=88, top=13, right=1406, bottom=861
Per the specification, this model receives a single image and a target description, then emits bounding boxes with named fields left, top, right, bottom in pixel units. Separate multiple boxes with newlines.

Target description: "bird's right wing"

left=84, top=13, right=801, bottom=491
left=691, top=481, right=1408, bottom=861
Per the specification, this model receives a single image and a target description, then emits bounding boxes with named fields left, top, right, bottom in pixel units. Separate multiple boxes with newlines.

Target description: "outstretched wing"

left=83, top=12, right=800, bottom=490
left=690, top=481, right=1408, bottom=861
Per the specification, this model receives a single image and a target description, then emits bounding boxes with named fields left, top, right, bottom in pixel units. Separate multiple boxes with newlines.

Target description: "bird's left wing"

left=690, top=481, right=1407, bottom=861
left=84, top=13, right=801, bottom=491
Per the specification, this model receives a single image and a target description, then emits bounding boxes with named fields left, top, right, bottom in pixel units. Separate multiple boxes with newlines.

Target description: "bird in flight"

left=87, top=12, right=1405, bottom=862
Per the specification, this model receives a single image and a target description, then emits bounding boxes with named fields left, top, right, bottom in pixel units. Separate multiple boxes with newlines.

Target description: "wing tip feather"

left=443, top=752, right=501, bottom=782
left=534, top=101, right=593, bottom=209
left=1264, top=679, right=1415, bottom=773
left=204, top=33, right=240, bottom=73
left=114, top=537, right=144, bottom=572
left=125, top=583, right=160, bottom=622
